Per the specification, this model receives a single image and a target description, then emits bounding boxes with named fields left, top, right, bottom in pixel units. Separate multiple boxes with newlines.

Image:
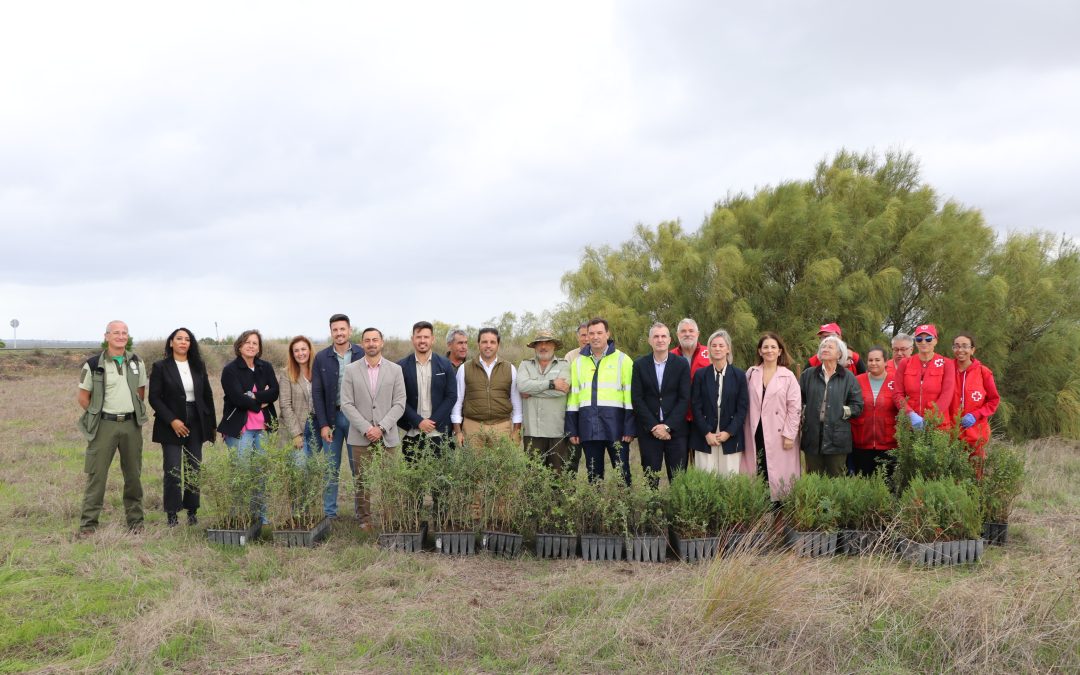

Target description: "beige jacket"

left=278, top=369, right=313, bottom=438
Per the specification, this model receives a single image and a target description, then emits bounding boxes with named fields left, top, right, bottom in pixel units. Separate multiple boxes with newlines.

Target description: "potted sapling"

left=431, top=442, right=479, bottom=555
left=476, top=436, right=531, bottom=557
left=573, top=471, right=628, bottom=561
left=897, top=477, right=984, bottom=566
left=197, top=441, right=268, bottom=546
left=978, top=444, right=1025, bottom=546
left=834, top=472, right=895, bottom=555
left=667, top=468, right=724, bottom=562
left=367, top=441, right=433, bottom=553
left=265, top=429, right=332, bottom=547
left=531, top=464, right=577, bottom=559
left=623, top=468, right=668, bottom=563
left=718, top=474, right=773, bottom=555
left=781, top=473, right=841, bottom=557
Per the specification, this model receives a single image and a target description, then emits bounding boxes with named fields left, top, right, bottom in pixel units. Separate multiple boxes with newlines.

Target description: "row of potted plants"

left=195, top=429, right=332, bottom=547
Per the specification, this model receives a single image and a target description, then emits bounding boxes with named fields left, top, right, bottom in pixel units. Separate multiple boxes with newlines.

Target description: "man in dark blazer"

left=631, top=322, right=691, bottom=487
left=311, top=313, right=365, bottom=519
left=398, top=321, right=458, bottom=457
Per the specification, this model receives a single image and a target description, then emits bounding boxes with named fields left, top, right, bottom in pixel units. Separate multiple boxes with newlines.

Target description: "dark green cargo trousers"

left=79, top=417, right=144, bottom=531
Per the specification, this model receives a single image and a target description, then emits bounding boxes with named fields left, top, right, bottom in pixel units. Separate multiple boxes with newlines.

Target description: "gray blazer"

left=341, top=358, right=407, bottom=447
left=278, top=369, right=313, bottom=438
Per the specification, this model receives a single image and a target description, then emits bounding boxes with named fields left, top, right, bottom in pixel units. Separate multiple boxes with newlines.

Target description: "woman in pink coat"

left=741, top=332, right=802, bottom=502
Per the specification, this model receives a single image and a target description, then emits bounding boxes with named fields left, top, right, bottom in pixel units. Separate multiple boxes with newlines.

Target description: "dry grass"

left=0, top=360, right=1077, bottom=673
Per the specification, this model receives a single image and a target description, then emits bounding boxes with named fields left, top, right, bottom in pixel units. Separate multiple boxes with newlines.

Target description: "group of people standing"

left=73, top=315, right=999, bottom=534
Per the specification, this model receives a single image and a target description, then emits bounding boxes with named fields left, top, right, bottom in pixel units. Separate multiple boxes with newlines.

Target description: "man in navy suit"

left=631, top=322, right=691, bottom=487
left=398, top=321, right=458, bottom=457
left=311, top=313, right=365, bottom=519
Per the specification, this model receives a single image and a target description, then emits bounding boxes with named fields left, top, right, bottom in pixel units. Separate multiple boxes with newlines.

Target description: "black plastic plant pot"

left=206, top=519, right=262, bottom=547
left=722, top=531, right=768, bottom=556
left=838, top=529, right=887, bottom=556
left=785, top=530, right=838, bottom=557
left=626, top=535, right=668, bottom=563
left=673, top=534, right=720, bottom=563
left=534, top=533, right=577, bottom=559
left=434, top=531, right=476, bottom=555
left=580, top=534, right=624, bottom=561
left=481, top=531, right=523, bottom=558
left=897, top=538, right=984, bottom=566
left=377, top=523, right=428, bottom=553
left=983, top=521, right=1008, bottom=546
left=272, top=516, right=332, bottom=548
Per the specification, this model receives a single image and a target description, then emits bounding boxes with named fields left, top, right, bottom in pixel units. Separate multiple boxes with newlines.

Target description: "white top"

left=175, top=359, right=195, bottom=403
left=451, top=357, right=523, bottom=424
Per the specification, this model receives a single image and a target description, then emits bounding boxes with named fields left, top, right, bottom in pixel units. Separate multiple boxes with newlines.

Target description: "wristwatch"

left=548, top=380, right=555, bottom=390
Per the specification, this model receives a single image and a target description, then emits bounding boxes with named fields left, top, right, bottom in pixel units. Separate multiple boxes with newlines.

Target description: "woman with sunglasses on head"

left=148, top=328, right=217, bottom=527
left=893, top=324, right=955, bottom=430
left=948, top=332, right=1000, bottom=461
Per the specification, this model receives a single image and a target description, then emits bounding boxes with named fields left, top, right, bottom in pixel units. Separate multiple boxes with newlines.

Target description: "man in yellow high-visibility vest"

left=565, top=318, right=636, bottom=484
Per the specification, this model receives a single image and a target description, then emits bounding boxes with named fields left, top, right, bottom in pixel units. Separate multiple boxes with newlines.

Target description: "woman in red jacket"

left=949, top=332, right=1000, bottom=460
left=850, top=347, right=898, bottom=478
left=894, top=324, right=955, bottom=429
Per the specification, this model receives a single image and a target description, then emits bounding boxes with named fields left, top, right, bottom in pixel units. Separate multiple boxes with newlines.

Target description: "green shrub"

left=782, top=473, right=840, bottom=532
left=720, top=474, right=773, bottom=532
left=898, top=477, right=982, bottom=542
left=264, top=428, right=331, bottom=529
left=567, top=471, right=628, bottom=536
left=474, top=435, right=535, bottom=533
left=531, top=465, right=576, bottom=535
left=666, top=468, right=725, bottom=538
left=979, top=444, right=1026, bottom=523
left=834, top=472, right=895, bottom=531
left=893, top=411, right=976, bottom=493
left=624, top=470, right=668, bottom=537
left=364, top=440, right=436, bottom=533
left=193, top=441, right=269, bottom=529
left=431, top=441, right=481, bottom=532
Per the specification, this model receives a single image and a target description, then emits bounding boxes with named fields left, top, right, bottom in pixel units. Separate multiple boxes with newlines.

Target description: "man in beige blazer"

left=341, top=327, right=407, bottom=527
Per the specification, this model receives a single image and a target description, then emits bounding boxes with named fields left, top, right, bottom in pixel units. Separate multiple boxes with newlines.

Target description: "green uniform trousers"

left=80, top=418, right=144, bottom=530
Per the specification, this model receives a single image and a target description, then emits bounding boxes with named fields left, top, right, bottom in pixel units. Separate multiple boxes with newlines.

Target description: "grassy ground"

left=0, top=360, right=1077, bottom=673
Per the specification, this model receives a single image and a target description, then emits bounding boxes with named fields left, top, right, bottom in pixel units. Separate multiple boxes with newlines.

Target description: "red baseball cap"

left=818, top=322, right=842, bottom=336
left=914, top=324, right=938, bottom=338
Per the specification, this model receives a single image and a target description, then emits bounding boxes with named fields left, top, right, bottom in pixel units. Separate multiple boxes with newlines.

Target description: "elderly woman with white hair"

left=690, top=329, right=749, bottom=475
left=798, top=335, right=864, bottom=476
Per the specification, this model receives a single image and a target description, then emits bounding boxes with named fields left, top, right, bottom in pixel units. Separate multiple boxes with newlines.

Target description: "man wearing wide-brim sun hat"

left=893, top=323, right=955, bottom=431
left=516, top=329, right=572, bottom=471
left=806, top=322, right=865, bottom=376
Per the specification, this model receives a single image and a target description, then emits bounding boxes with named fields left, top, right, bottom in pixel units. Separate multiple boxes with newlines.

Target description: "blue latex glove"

left=960, top=413, right=976, bottom=429
left=908, top=411, right=924, bottom=430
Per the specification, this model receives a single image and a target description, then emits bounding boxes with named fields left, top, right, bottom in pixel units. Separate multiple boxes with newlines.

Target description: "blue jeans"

left=224, top=430, right=268, bottom=523
left=316, top=409, right=356, bottom=518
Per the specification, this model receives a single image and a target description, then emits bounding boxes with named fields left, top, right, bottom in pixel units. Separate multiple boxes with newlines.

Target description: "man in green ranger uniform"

left=76, top=320, right=149, bottom=535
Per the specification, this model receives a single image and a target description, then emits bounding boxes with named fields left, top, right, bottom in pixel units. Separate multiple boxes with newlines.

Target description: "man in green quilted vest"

left=451, top=327, right=522, bottom=447
left=76, top=320, right=149, bottom=535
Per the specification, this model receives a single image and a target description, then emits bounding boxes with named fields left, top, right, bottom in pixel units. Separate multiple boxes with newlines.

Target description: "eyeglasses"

left=952, top=343, right=972, bottom=350
left=914, top=336, right=934, bottom=343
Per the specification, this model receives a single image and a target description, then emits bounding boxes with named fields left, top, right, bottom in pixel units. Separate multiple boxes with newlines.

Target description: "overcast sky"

left=2, top=1, right=1078, bottom=344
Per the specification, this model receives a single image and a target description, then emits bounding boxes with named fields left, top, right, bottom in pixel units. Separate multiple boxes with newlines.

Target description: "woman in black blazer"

left=690, top=329, right=749, bottom=475
left=219, top=329, right=279, bottom=455
left=149, top=327, right=217, bottom=526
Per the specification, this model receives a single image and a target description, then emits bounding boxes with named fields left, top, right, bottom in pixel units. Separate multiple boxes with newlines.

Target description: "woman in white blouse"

left=148, top=328, right=217, bottom=527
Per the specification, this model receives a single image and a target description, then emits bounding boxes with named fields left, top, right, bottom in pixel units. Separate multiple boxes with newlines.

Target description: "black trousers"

left=160, top=403, right=203, bottom=514
left=851, top=448, right=896, bottom=479
left=637, top=434, right=688, bottom=487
